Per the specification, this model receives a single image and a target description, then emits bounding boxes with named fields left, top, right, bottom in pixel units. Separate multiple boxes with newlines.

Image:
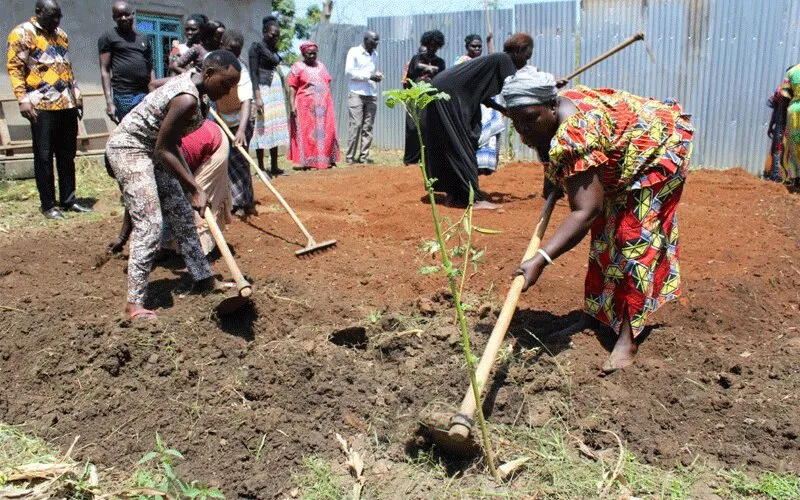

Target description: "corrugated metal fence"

left=316, top=0, right=800, bottom=174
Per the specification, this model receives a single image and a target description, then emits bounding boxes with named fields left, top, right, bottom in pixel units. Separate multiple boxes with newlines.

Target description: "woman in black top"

left=403, top=30, right=446, bottom=165
left=248, top=16, right=289, bottom=177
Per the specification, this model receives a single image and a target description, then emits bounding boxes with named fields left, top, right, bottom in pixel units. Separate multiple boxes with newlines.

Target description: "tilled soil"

left=0, top=162, right=798, bottom=497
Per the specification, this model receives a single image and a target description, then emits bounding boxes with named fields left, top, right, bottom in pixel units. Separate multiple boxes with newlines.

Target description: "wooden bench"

left=0, top=91, right=112, bottom=158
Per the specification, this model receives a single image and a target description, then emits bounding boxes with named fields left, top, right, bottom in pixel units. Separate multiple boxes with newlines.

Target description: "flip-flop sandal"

left=129, top=308, right=157, bottom=320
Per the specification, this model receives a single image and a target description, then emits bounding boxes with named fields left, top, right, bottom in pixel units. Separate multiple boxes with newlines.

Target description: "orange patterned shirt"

left=6, top=17, right=81, bottom=110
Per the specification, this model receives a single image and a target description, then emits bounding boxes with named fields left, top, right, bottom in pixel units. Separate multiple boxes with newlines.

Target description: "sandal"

left=129, top=308, right=157, bottom=320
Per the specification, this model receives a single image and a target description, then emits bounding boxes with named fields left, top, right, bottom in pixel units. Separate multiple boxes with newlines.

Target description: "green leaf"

left=419, top=240, right=440, bottom=254
left=165, top=449, right=185, bottom=459
left=446, top=267, right=461, bottom=278
left=208, top=490, right=226, bottom=499
left=419, top=265, right=440, bottom=275
left=137, top=451, right=158, bottom=465
left=473, top=226, right=503, bottom=234
left=162, top=462, right=176, bottom=480
left=450, top=245, right=466, bottom=257
left=183, top=486, right=201, bottom=497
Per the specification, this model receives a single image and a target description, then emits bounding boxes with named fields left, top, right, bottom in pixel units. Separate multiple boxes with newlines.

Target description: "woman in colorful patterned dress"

left=105, top=50, right=241, bottom=320
left=501, top=68, right=694, bottom=373
left=771, top=64, right=800, bottom=190
left=287, top=41, right=339, bottom=170
left=249, top=16, right=290, bottom=177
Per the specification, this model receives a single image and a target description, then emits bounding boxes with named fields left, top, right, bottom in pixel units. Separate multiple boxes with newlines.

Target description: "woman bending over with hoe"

left=502, top=68, right=694, bottom=373
left=105, top=50, right=241, bottom=320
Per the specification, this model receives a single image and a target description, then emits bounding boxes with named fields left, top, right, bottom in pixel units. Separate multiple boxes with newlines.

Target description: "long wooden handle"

left=483, top=0, right=495, bottom=54
left=208, top=108, right=316, bottom=244
left=451, top=191, right=558, bottom=434
left=563, top=32, right=644, bottom=81
left=204, top=205, right=252, bottom=298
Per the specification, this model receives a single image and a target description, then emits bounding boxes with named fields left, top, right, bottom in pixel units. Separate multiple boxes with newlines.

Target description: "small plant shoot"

left=384, top=81, right=500, bottom=481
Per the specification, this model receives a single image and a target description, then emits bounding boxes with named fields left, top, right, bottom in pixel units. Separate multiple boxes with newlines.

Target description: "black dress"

left=403, top=54, right=446, bottom=165
left=421, top=53, right=516, bottom=203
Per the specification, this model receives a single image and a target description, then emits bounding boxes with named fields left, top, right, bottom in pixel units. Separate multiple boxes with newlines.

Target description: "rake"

left=209, top=108, right=337, bottom=256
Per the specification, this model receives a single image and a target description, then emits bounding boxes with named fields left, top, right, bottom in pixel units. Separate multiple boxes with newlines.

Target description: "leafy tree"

left=269, top=0, right=323, bottom=64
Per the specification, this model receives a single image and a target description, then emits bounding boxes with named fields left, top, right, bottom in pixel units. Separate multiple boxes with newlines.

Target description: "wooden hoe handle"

left=183, top=137, right=251, bottom=297
left=563, top=32, right=645, bottom=82
left=450, top=191, right=559, bottom=438
left=208, top=108, right=317, bottom=245
left=203, top=206, right=252, bottom=298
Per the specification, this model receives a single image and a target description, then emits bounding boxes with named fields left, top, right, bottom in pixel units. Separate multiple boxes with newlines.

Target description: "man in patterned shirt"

left=7, top=0, right=92, bottom=219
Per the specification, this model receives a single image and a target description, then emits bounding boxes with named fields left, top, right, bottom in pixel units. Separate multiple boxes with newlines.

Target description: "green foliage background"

left=270, top=0, right=323, bottom=64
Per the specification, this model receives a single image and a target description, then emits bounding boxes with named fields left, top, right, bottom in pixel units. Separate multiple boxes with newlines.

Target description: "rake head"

left=295, top=239, right=337, bottom=257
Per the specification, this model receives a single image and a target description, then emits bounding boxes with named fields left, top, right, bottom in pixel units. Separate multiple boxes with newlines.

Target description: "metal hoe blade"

left=215, top=287, right=252, bottom=316
left=417, top=420, right=482, bottom=458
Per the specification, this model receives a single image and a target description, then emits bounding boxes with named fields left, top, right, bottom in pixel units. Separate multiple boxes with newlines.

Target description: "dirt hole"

left=329, top=326, right=368, bottom=349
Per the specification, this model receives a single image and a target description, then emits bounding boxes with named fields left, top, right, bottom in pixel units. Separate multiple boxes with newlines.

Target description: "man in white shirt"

left=344, top=31, right=383, bottom=164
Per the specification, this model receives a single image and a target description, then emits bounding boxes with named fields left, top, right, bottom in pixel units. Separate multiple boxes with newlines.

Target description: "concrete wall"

left=0, top=0, right=267, bottom=95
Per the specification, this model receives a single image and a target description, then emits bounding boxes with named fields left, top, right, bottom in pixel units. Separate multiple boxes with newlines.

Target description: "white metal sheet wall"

left=320, top=0, right=800, bottom=174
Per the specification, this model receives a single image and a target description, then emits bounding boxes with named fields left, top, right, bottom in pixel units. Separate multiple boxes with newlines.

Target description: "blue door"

left=136, top=13, right=183, bottom=78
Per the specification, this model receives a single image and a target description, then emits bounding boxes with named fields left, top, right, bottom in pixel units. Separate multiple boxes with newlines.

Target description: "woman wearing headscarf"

left=287, top=41, right=339, bottom=170
left=453, top=34, right=505, bottom=176
left=172, top=20, right=226, bottom=73
left=403, top=30, right=446, bottom=165
left=420, top=33, right=533, bottom=209
left=502, top=67, right=694, bottom=373
left=249, top=15, right=290, bottom=177
left=105, top=50, right=241, bottom=320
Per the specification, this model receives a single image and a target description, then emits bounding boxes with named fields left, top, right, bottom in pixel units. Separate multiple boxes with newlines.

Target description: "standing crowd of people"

left=7, top=0, right=703, bottom=370
left=5, top=0, right=386, bottom=320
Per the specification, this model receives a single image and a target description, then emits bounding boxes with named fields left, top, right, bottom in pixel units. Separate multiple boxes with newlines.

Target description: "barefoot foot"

left=602, top=328, right=638, bottom=374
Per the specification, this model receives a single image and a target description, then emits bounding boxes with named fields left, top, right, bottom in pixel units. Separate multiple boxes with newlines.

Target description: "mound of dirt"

left=0, top=163, right=798, bottom=496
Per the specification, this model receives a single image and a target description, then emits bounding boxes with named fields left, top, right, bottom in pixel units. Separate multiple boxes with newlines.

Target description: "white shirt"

left=345, top=45, right=378, bottom=96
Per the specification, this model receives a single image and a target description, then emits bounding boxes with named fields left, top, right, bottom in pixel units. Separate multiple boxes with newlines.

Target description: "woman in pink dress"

left=287, top=41, right=339, bottom=170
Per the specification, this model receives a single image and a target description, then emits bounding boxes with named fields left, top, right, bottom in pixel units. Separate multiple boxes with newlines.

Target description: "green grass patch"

left=293, top=455, right=347, bottom=499
left=0, top=156, right=120, bottom=232
left=717, top=469, right=800, bottom=499
left=1, top=424, right=226, bottom=498
left=0, top=424, right=99, bottom=496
